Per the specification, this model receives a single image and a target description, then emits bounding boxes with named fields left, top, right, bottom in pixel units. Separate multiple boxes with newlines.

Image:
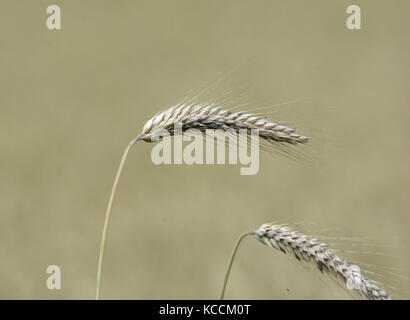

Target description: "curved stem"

left=220, top=231, right=255, bottom=300
left=96, top=134, right=142, bottom=300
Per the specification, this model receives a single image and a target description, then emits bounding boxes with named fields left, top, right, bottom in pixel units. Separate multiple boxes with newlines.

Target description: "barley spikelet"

left=254, top=223, right=391, bottom=300
left=140, top=103, right=310, bottom=144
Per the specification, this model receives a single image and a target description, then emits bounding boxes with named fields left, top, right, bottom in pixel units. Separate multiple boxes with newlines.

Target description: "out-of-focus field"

left=0, top=0, right=409, bottom=299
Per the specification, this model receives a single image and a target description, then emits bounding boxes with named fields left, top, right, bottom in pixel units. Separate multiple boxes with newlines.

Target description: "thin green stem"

left=220, top=230, right=255, bottom=300
left=96, top=134, right=141, bottom=300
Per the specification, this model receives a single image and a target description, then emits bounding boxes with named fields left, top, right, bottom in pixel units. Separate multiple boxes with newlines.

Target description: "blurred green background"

left=0, top=0, right=409, bottom=299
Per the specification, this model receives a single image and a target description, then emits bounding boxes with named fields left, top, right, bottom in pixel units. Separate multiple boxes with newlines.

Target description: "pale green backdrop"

left=0, top=0, right=409, bottom=299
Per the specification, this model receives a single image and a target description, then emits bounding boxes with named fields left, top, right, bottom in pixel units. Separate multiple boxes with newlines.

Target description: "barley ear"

left=96, top=134, right=142, bottom=300
left=253, top=223, right=391, bottom=300
left=220, top=231, right=255, bottom=300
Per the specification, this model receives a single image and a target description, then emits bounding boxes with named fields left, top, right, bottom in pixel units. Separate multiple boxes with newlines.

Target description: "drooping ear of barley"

left=141, top=103, right=310, bottom=144
left=96, top=103, right=309, bottom=299
left=220, top=223, right=391, bottom=300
